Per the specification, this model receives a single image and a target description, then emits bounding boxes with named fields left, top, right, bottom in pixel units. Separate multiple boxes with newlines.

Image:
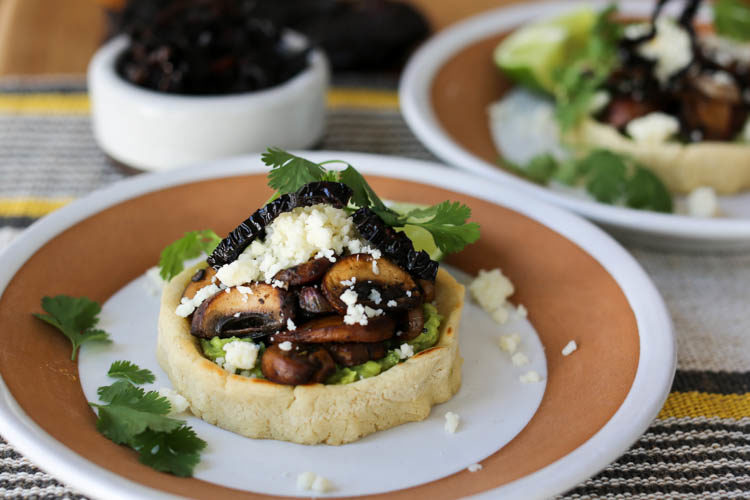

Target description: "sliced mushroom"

left=298, top=286, right=334, bottom=314
left=680, top=72, right=747, bottom=141
left=321, top=254, right=422, bottom=314
left=325, top=342, right=387, bottom=367
left=399, top=307, right=425, bottom=341
left=272, top=315, right=395, bottom=343
left=418, top=279, right=435, bottom=303
left=182, top=266, right=217, bottom=301
left=261, top=344, right=336, bottom=385
left=600, top=97, right=658, bottom=130
left=190, top=283, right=294, bottom=339
left=273, top=258, right=333, bottom=287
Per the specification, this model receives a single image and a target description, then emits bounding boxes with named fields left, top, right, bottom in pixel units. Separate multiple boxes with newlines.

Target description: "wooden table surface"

left=0, top=0, right=515, bottom=77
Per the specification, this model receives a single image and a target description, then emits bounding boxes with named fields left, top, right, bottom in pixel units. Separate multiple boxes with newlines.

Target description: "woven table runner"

left=0, top=79, right=748, bottom=499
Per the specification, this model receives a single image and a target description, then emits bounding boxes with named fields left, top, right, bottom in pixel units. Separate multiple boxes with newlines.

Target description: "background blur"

left=0, top=0, right=518, bottom=76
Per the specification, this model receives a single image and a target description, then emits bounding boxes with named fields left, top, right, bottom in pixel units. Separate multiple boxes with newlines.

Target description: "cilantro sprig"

left=90, top=361, right=206, bottom=477
left=262, top=148, right=480, bottom=255
left=714, top=0, right=750, bottom=41
left=505, top=149, right=672, bottom=212
left=33, top=295, right=111, bottom=360
left=554, top=5, right=623, bottom=130
left=158, top=229, right=221, bottom=281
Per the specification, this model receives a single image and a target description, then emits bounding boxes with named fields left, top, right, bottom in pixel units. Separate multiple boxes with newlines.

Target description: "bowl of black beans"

left=88, top=0, right=329, bottom=172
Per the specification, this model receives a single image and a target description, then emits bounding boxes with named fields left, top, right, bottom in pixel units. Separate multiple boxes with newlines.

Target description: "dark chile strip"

left=351, top=207, right=438, bottom=281
left=208, top=182, right=352, bottom=269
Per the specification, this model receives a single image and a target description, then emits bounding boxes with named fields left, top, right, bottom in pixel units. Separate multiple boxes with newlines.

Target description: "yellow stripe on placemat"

left=0, top=88, right=399, bottom=115
left=658, top=391, right=750, bottom=419
left=327, top=88, right=399, bottom=109
left=0, top=94, right=90, bottom=114
left=0, top=198, right=73, bottom=218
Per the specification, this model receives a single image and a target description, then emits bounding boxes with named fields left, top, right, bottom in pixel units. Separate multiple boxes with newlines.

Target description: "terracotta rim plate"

left=0, top=152, right=674, bottom=499
left=399, top=0, right=750, bottom=252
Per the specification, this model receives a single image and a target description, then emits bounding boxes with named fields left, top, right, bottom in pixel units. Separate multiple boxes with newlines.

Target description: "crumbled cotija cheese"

left=516, top=304, right=528, bottom=318
left=369, top=289, right=382, bottom=305
left=562, top=340, right=578, bottom=356
left=286, top=318, right=297, bottom=331
left=511, top=352, right=529, bottom=366
left=158, top=388, right=189, bottom=415
left=175, top=283, right=221, bottom=317
left=520, top=371, right=542, bottom=384
left=469, top=269, right=515, bottom=324
left=386, top=299, right=397, bottom=308
left=686, top=187, right=718, bottom=218
left=396, top=343, right=414, bottom=360
left=312, top=476, right=332, bottom=493
left=467, top=464, right=483, bottom=472
left=223, top=340, right=259, bottom=373
left=626, top=112, right=680, bottom=144
left=216, top=205, right=367, bottom=287
left=444, top=411, right=460, bottom=434
left=297, top=472, right=316, bottom=490
left=637, top=18, right=692, bottom=85
left=297, top=472, right=333, bottom=493
left=279, top=341, right=293, bottom=352
left=341, top=289, right=382, bottom=325
left=498, top=333, right=521, bottom=354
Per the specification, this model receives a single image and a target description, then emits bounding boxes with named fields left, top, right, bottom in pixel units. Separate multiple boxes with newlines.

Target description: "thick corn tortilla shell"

left=157, top=264, right=464, bottom=445
left=568, top=118, right=750, bottom=194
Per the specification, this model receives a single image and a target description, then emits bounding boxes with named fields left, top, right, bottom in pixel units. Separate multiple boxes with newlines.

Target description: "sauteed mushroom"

left=182, top=267, right=217, bottom=301
left=679, top=72, right=747, bottom=141
left=321, top=254, right=422, bottom=313
left=261, top=344, right=335, bottom=385
left=273, top=257, right=332, bottom=286
left=273, top=315, right=395, bottom=344
left=298, top=286, right=334, bottom=314
left=325, top=342, right=387, bottom=367
left=191, top=283, right=294, bottom=339
left=400, top=307, right=425, bottom=342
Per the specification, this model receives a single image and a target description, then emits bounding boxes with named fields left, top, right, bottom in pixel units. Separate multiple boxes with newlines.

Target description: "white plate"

left=0, top=152, right=674, bottom=499
left=399, top=0, right=750, bottom=252
left=78, top=266, right=546, bottom=497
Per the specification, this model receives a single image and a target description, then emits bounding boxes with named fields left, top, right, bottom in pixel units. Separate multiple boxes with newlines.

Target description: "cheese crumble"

left=686, top=187, right=718, bottom=218
left=223, top=340, right=260, bottom=373
left=499, top=333, right=521, bottom=354
left=158, top=388, right=189, bottom=415
left=279, top=341, right=293, bottom=352
left=511, top=352, right=530, bottom=366
left=636, top=18, right=692, bottom=85
left=444, top=411, right=460, bottom=434
left=469, top=269, right=515, bottom=324
left=297, top=472, right=333, bottom=493
left=562, top=340, right=578, bottom=356
left=520, top=370, right=542, bottom=384
left=215, top=204, right=366, bottom=287
left=467, top=464, right=483, bottom=472
left=626, top=112, right=680, bottom=144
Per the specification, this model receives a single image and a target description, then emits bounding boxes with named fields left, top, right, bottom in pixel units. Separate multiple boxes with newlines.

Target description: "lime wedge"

left=494, top=8, right=596, bottom=93
left=387, top=201, right=443, bottom=261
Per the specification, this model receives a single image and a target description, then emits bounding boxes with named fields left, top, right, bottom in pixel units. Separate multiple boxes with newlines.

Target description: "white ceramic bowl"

left=88, top=35, right=329, bottom=171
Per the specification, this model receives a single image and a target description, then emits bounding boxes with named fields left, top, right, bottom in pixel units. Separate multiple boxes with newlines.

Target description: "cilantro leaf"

left=261, top=148, right=481, bottom=256
left=131, top=426, right=207, bottom=477
left=401, top=202, right=481, bottom=254
left=338, top=165, right=388, bottom=212
left=625, top=166, right=673, bottom=212
left=263, top=147, right=327, bottom=194
left=33, top=295, right=111, bottom=360
left=90, top=361, right=205, bottom=476
left=554, top=5, right=623, bottom=130
left=158, top=230, right=221, bottom=281
left=108, top=360, right=155, bottom=385
left=503, top=149, right=673, bottom=213
left=581, top=150, right=627, bottom=203
left=715, top=0, right=750, bottom=41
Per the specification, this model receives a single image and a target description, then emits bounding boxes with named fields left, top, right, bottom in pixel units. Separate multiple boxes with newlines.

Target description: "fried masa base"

left=568, top=118, right=750, bottom=195
left=157, top=264, right=465, bottom=445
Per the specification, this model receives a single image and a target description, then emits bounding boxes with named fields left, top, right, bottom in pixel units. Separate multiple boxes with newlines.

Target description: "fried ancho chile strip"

left=208, top=182, right=352, bottom=268
left=351, top=207, right=438, bottom=281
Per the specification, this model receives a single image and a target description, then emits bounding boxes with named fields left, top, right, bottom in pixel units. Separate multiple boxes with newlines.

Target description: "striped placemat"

left=0, top=79, right=748, bottom=499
